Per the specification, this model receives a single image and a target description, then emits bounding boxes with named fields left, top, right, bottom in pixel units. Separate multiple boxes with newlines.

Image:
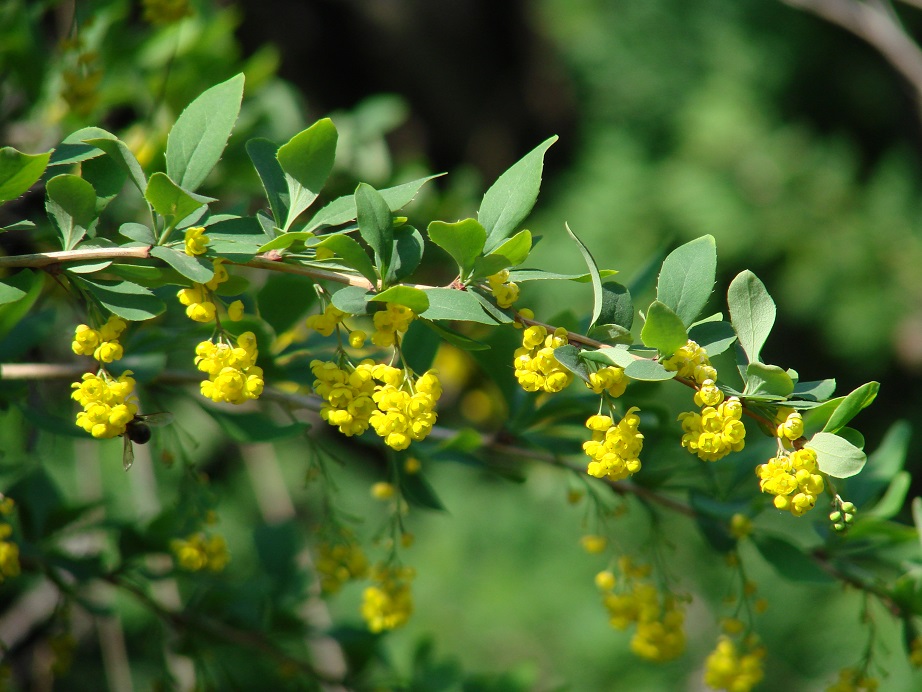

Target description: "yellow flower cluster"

left=72, top=315, right=128, bottom=363
left=678, top=395, right=746, bottom=462
left=0, top=500, right=20, bottom=585
left=361, top=564, right=415, bottom=633
left=513, top=325, right=573, bottom=393
left=311, top=360, right=442, bottom=450
left=487, top=270, right=520, bottom=308
left=372, top=303, right=415, bottom=347
left=170, top=532, right=230, bottom=572
left=369, top=366, right=442, bottom=451
left=195, top=332, right=264, bottom=405
left=142, top=0, right=193, bottom=25
left=757, top=448, right=824, bottom=517
left=311, top=360, right=378, bottom=436
left=598, top=557, right=686, bottom=663
left=587, top=365, right=628, bottom=398
left=177, top=259, right=230, bottom=323
left=316, top=533, right=369, bottom=595
left=703, top=636, right=766, bottom=692
left=661, top=339, right=716, bottom=384
left=826, top=668, right=879, bottom=692
left=72, top=371, right=138, bottom=438
left=776, top=407, right=804, bottom=441
left=583, top=408, right=644, bottom=482
left=183, top=226, right=209, bottom=256
left=306, top=304, right=348, bottom=337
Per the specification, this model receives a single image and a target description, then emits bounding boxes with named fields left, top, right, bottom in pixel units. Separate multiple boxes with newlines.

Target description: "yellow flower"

left=703, top=636, right=765, bottom=692
left=580, top=535, right=608, bottom=554
left=513, top=325, right=573, bottom=393
left=584, top=407, right=643, bottom=481
left=227, top=300, right=244, bottom=321
left=183, top=226, right=209, bottom=256
left=371, top=482, right=396, bottom=500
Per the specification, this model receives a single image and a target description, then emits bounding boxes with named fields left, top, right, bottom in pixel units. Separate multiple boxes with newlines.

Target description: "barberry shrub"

left=0, top=74, right=918, bottom=690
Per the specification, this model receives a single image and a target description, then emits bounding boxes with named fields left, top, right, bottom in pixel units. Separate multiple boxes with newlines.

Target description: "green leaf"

left=106, top=264, right=188, bottom=288
left=78, top=277, right=166, bottom=321
left=370, top=285, right=429, bottom=313
left=246, top=138, right=288, bottom=226
left=427, top=218, right=486, bottom=278
left=586, top=323, right=633, bottom=344
left=624, top=358, right=675, bottom=382
left=507, top=268, right=618, bottom=282
left=472, top=229, right=533, bottom=279
left=0, top=271, right=43, bottom=341
left=0, top=220, right=35, bottom=233
left=688, top=319, right=737, bottom=357
left=399, top=472, right=446, bottom=512
left=864, top=471, right=912, bottom=520
left=422, top=320, right=489, bottom=351
left=0, top=270, right=31, bottom=305
left=565, top=223, right=604, bottom=327
left=331, top=286, right=373, bottom=315
left=640, top=300, right=688, bottom=354
left=420, top=288, right=501, bottom=324
left=744, top=362, right=795, bottom=398
left=582, top=345, right=636, bottom=369
left=752, top=535, right=834, bottom=583
left=317, top=234, right=377, bottom=285
left=149, top=246, right=214, bottom=283
left=145, top=172, right=211, bottom=224
left=0, top=146, right=51, bottom=204
left=479, top=136, right=557, bottom=252
left=81, top=154, right=126, bottom=214
left=386, top=225, right=425, bottom=284
left=257, top=231, right=314, bottom=253
left=119, top=223, right=156, bottom=245
left=469, top=291, right=514, bottom=324
left=728, top=270, right=775, bottom=363
left=46, top=174, right=97, bottom=249
left=205, top=216, right=270, bottom=261
left=823, top=382, right=879, bottom=433
left=83, top=136, right=147, bottom=194
left=306, top=175, right=441, bottom=231
left=553, top=344, right=591, bottom=384
left=791, top=379, right=836, bottom=402
left=355, top=183, right=393, bottom=272
left=807, top=432, right=867, bottom=478
left=277, top=118, right=337, bottom=229
left=597, top=282, right=633, bottom=331
left=656, top=235, right=716, bottom=327
left=166, top=73, right=245, bottom=191
left=257, top=272, right=315, bottom=334
left=49, top=127, right=114, bottom=166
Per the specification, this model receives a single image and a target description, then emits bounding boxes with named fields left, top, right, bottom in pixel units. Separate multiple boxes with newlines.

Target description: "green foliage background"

left=2, top=0, right=922, bottom=689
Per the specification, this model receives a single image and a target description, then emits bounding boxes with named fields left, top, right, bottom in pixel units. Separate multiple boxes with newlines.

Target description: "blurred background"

left=3, top=0, right=922, bottom=689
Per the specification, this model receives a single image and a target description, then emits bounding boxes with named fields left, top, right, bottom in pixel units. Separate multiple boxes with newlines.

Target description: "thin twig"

left=782, top=0, right=922, bottom=116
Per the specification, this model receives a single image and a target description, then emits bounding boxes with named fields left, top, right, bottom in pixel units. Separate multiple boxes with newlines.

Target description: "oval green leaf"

left=806, top=431, right=867, bottom=479
left=370, top=285, right=429, bottom=313
left=166, top=73, right=245, bottom=191
left=656, top=235, right=716, bottom=327
left=728, top=270, right=775, bottom=364
left=0, top=146, right=51, bottom=204
left=640, top=300, right=688, bottom=355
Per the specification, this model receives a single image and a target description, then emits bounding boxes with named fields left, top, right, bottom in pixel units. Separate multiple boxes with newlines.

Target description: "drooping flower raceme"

left=756, top=448, right=824, bottom=517
left=72, top=315, right=128, bottom=363
left=311, top=360, right=443, bottom=450
left=171, top=531, right=230, bottom=572
left=371, top=303, right=415, bottom=347
left=361, top=563, right=415, bottom=633
left=71, top=371, right=138, bottom=439
left=678, top=395, right=747, bottom=462
left=513, top=325, right=573, bottom=393
left=195, top=332, right=264, bottom=405
left=316, top=531, right=369, bottom=595
left=583, top=407, right=644, bottom=482
left=597, top=556, right=686, bottom=663
left=703, top=635, right=766, bottom=692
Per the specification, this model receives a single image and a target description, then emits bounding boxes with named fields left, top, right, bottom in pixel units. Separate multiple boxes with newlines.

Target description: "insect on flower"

left=122, top=412, right=173, bottom=470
